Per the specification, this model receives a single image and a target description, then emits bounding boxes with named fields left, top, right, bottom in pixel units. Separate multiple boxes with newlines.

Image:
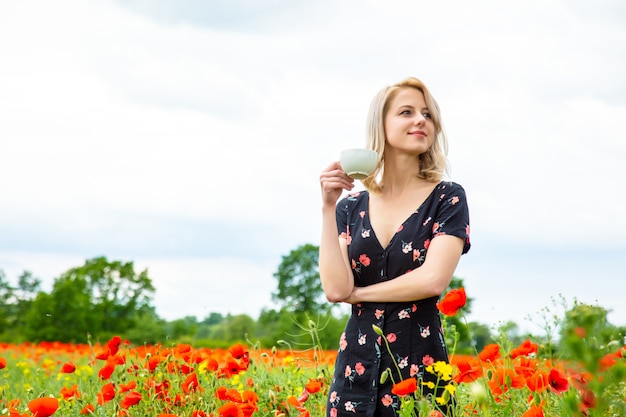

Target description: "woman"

left=319, top=77, right=471, bottom=416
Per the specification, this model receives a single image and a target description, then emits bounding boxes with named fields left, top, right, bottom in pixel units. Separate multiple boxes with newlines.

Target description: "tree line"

left=1, top=245, right=624, bottom=354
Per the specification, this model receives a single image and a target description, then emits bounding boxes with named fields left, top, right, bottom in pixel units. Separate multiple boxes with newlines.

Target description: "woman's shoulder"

left=336, top=190, right=369, bottom=210
left=437, top=181, right=467, bottom=195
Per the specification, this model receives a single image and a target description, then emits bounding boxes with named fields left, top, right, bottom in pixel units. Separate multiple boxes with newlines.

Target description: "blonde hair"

left=362, top=77, right=449, bottom=194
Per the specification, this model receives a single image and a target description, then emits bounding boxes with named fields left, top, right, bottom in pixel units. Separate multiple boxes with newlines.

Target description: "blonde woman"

left=319, top=77, right=471, bottom=416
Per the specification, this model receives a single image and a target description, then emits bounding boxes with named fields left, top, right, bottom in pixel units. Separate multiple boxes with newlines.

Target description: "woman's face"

left=383, top=87, right=435, bottom=156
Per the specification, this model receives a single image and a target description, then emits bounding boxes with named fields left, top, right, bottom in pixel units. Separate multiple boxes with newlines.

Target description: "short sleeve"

left=431, top=182, right=471, bottom=254
left=336, top=197, right=349, bottom=239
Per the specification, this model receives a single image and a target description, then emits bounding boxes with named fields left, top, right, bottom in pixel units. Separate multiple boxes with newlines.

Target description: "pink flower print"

left=424, top=239, right=431, bottom=250
left=432, top=222, right=439, bottom=233
left=351, top=259, right=357, bottom=269
left=422, top=354, right=435, bottom=366
left=410, top=364, right=419, bottom=377
left=381, top=394, right=393, bottom=407
left=398, top=309, right=410, bottom=320
left=421, top=326, right=431, bottom=338
left=412, top=303, right=417, bottom=312
left=375, top=309, right=384, bottom=319
left=339, top=332, right=348, bottom=351
left=361, top=229, right=371, bottom=238
left=398, top=356, right=409, bottom=369
left=451, top=196, right=459, bottom=205
left=402, top=241, right=413, bottom=254
left=377, top=336, right=382, bottom=345
left=397, top=225, right=404, bottom=233
left=413, top=249, right=420, bottom=262
left=358, top=334, right=366, bottom=345
left=423, top=216, right=432, bottom=226
left=386, top=333, right=397, bottom=343
left=344, top=365, right=352, bottom=378
left=359, top=210, right=366, bottom=218
left=340, top=226, right=352, bottom=245
left=440, top=193, right=446, bottom=200
left=329, top=391, right=339, bottom=403
left=344, top=401, right=356, bottom=413
left=355, top=362, right=365, bottom=375
left=329, top=408, right=338, bottom=417
left=466, top=224, right=471, bottom=237
left=359, top=254, right=371, bottom=267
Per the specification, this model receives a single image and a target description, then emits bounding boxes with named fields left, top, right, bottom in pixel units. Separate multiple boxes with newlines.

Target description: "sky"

left=1, top=0, right=625, bottom=336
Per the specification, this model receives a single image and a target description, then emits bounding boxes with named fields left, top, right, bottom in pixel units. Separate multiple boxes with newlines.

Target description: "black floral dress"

left=326, top=181, right=471, bottom=417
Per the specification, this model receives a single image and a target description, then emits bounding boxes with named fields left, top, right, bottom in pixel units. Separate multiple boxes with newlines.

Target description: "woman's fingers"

left=320, top=162, right=354, bottom=204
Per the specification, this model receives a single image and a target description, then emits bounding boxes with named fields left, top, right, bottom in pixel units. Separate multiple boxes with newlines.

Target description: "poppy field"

left=1, top=288, right=625, bottom=417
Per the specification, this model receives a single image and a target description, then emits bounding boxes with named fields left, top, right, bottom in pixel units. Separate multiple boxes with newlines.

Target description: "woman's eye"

left=400, top=109, right=412, bottom=116
left=422, top=112, right=432, bottom=119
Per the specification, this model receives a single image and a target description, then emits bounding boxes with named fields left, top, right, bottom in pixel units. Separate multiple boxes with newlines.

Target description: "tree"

left=23, top=257, right=156, bottom=342
left=272, top=243, right=327, bottom=315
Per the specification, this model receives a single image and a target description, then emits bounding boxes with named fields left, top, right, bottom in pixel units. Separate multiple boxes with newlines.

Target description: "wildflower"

left=60, top=362, right=76, bottom=373
left=526, top=370, right=549, bottom=393
left=0, top=356, right=6, bottom=369
left=521, top=404, right=545, bottom=417
left=478, top=344, right=500, bottom=362
left=437, top=287, right=467, bottom=316
left=97, top=382, right=116, bottom=405
left=79, top=404, right=95, bottom=414
left=218, top=402, right=244, bottom=417
left=391, top=378, right=417, bottom=396
left=453, top=357, right=483, bottom=383
left=548, top=368, right=570, bottom=394
left=120, top=391, right=142, bottom=409
left=305, top=378, right=323, bottom=394
left=60, top=384, right=81, bottom=400
left=182, top=372, right=200, bottom=393
left=487, top=368, right=525, bottom=396
left=28, top=397, right=59, bottom=417
left=228, top=343, right=247, bottom=360
left=510, top=339, right=538, bottom=359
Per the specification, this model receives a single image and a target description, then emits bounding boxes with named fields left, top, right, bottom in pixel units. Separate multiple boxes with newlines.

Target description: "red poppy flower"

left=119, top=380, right=137, bottom=393
left=526, top=371, right=549, bottom=393
left=487, top=368, right=525, bottom=396
left=28, top=397, right=59, bottom=417
left=478, top=344, right=500, bottom=362
left=218, top=402, right=244, bottom=417
left=120, top=391, right=142, bottom=409
left=0, top=357, right=7, bottom=369
left=79, top=404, right=95, bottom=415
left=453, top=358, right=483, bottom=383
left=60, top=384, right=81, bottom=400
left=98, top=362, right=116, bottom=380
left=521, top=404, right=544, bottom=417
left=510, top=339, right=539, bottom=359
left=182, top=373, right=200, bottom=393
left=391, top=378, right=417, bottom=396
left=192, top=411, right=208, bottom=417
left=305, top=378, right=323, bottom=394
left=97, top=382, right=116, bottom=405
left=228, top=343, right=247, bottom=359
left=437, top=287, right=467, bottom=316
left=548, top=368, right=570, bottom=394
left=60, top=362, right=76, bottom=373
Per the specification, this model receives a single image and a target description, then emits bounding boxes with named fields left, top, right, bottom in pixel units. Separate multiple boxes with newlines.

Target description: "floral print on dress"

left=329, top=181, right=470, bottom=416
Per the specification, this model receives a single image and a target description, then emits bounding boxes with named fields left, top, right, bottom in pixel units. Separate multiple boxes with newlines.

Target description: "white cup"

left=340, top=148, right=378, bottom=180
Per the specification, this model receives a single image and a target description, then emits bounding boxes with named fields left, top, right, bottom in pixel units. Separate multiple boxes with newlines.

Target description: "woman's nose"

left=414, top=113, right=426, bottom=125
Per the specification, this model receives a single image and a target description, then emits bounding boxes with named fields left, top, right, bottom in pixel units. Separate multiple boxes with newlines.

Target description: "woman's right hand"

left=319, top=161, right=354, bottom=208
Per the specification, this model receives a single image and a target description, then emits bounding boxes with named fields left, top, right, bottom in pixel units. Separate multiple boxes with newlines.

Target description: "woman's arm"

left=342, top=235, right=464, bottom=304
left=318, top=162, right=355, bottom=302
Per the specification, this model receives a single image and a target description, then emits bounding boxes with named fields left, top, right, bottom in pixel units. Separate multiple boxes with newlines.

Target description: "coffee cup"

left=340, top=148, right=378, bottom=180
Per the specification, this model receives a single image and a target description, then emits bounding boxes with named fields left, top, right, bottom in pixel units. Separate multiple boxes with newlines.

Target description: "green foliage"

left=272, top=243, right=328, bottom=314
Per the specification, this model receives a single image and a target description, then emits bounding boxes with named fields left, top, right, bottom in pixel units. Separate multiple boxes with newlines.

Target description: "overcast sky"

left=1, top=0, right=625, bottom=336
